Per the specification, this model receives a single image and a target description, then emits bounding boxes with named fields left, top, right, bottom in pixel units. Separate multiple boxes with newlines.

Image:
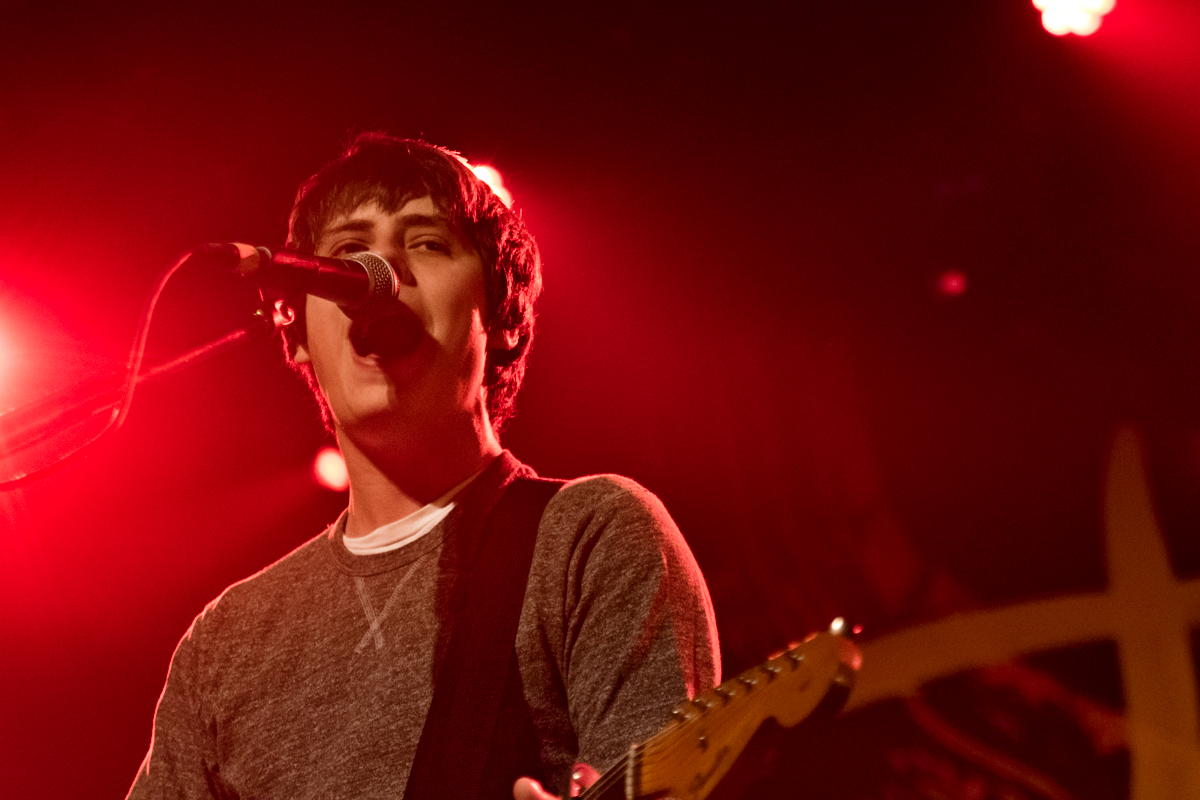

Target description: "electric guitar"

left=577, top=629, right=861, bottom=800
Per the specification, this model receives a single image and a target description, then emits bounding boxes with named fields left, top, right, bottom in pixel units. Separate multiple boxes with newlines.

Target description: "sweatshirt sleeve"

left=127, top=617, right=223, bottom=800
left=542, top=475, right=721, bottom=775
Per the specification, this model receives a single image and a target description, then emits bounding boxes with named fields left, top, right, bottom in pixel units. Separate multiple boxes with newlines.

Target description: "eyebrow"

left=322, top=213, right=452, bottom=238
left=323, top=219, right=374, bottom=236
left=395, top=213, right=452, bottom=230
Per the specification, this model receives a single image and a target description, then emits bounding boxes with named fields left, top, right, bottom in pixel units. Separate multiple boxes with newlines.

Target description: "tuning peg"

left=829, top=617, right=863, bottom=638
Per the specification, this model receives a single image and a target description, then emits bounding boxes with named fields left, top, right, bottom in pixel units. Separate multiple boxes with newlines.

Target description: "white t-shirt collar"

left=342, top=465, right=488, bottom=556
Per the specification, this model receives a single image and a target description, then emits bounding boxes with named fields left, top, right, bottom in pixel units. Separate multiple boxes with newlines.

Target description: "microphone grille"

left=344, top=252, right=399, bottom=321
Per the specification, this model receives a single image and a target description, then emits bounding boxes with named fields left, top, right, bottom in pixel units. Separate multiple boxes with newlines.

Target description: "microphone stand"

left=0, top=299, right=293, bottom=488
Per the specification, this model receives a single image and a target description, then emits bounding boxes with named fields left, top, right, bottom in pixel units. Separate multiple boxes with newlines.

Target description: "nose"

left=373, top=247, right=416, bottom=287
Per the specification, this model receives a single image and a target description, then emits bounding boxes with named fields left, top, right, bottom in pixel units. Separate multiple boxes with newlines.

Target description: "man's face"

left=293, top=196, right=497, bottom=448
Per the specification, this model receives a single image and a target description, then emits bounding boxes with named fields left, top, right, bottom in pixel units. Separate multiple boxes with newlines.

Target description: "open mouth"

left=349, top=308, right=424, bottom=361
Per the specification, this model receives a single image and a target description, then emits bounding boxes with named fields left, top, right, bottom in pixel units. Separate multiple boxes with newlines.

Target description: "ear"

left=487, top=326, right=520, bottom=352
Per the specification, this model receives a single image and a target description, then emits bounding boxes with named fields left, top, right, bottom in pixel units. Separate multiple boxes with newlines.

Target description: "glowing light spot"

left=938, top=269, right=967, bottom=297
left=313, top=447, right=349, bottom=491
left=830, top=617, right=846, bottom=635
left=469, top=164, right=514, bottom=208
left=1033, top=0, right=1114, bottom=36
left=0, top=324, right=10, bottom=396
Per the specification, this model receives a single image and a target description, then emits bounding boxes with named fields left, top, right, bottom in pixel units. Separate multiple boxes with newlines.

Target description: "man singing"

left=127, top=134, right=720, bottom=800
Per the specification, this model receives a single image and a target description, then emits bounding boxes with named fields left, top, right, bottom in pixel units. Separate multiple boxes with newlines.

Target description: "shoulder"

left=189, top=524, right=335, bottom=639
left=540, top=475, right=678, bottom=555
left=532, top=473, right=702, bottom=591
left=543, top=474, right=672, bottom=533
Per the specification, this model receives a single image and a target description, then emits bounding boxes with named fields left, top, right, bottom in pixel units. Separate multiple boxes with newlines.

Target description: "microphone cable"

left=0, top=250, right=288, bottom=489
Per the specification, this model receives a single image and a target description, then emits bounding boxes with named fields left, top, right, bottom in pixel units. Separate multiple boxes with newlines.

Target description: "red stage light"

left=1034, top=0, right=1115, bottom=36
left=0, top=324, right=11, bottom=402
left=469, top=164, right=514, bottom=208
left=313, top=447, right=349, bottom=491
left=938, top=270, right=967, bottom=296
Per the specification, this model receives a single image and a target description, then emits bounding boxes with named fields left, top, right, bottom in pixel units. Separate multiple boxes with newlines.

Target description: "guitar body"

left=579, top=631, right=861, bottom=800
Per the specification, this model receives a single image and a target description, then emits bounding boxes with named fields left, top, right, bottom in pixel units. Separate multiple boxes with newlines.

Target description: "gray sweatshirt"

left=127, top=452, right=720, bottom=799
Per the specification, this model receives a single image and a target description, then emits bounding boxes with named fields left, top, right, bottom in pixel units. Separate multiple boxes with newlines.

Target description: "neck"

left=338, top=411, right=502, bottom=538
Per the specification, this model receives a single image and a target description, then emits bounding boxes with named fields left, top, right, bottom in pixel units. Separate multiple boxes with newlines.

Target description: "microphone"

left=193, top=243, right=398, bottom=321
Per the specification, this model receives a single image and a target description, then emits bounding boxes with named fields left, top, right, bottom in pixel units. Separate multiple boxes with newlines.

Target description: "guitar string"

left=581, top=648, right=825, bottom=797
left=578, top=703, right=709, bottom=798
left=580, top=752, right=628, bottom=800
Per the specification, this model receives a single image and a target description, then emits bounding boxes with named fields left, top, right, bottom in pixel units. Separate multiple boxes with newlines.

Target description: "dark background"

left=1, top=1, right=1197, bottom=797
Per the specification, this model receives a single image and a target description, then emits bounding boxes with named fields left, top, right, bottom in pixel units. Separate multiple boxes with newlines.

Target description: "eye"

left=331, top=240, right=369, bottom=256
left=410, top=238, right=451, bottom=254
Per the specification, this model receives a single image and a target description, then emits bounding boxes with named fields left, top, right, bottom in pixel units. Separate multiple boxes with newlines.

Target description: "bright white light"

left=469, top=164, right=514, bottom=208
left=1034, top=0, right=1114, bottom=36
left=1071, top=11, right=1101, bottom=35
left=313, top=447, right=349, bottom=491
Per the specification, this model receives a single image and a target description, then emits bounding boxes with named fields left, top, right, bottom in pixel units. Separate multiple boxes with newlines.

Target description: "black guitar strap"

left=404, top=476, right=564, bottom=800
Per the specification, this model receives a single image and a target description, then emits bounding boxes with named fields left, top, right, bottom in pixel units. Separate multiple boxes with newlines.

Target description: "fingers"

left=513, top=776, right=559, bottom=800
left=570, top=763, right=600, bottom=795
left=513, top=762, right=599, bottom=800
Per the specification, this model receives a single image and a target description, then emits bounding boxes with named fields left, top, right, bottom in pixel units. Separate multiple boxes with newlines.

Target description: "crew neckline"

left=341, top=464, right=490, bottom=556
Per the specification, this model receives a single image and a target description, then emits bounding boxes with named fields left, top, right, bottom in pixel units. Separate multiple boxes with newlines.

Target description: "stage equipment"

left=0, top=246, right=399, bottom=489
left=193, top=244, right=399, bottom=322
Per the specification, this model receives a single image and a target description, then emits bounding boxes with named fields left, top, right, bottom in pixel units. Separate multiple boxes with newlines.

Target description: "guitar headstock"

left=580, top=629, right=860, bottom=800
left=673, top=630, right=860, bottom=728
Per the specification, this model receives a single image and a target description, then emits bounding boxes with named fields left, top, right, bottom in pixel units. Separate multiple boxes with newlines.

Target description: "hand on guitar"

left=513, top=763, right=599, bottom=800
